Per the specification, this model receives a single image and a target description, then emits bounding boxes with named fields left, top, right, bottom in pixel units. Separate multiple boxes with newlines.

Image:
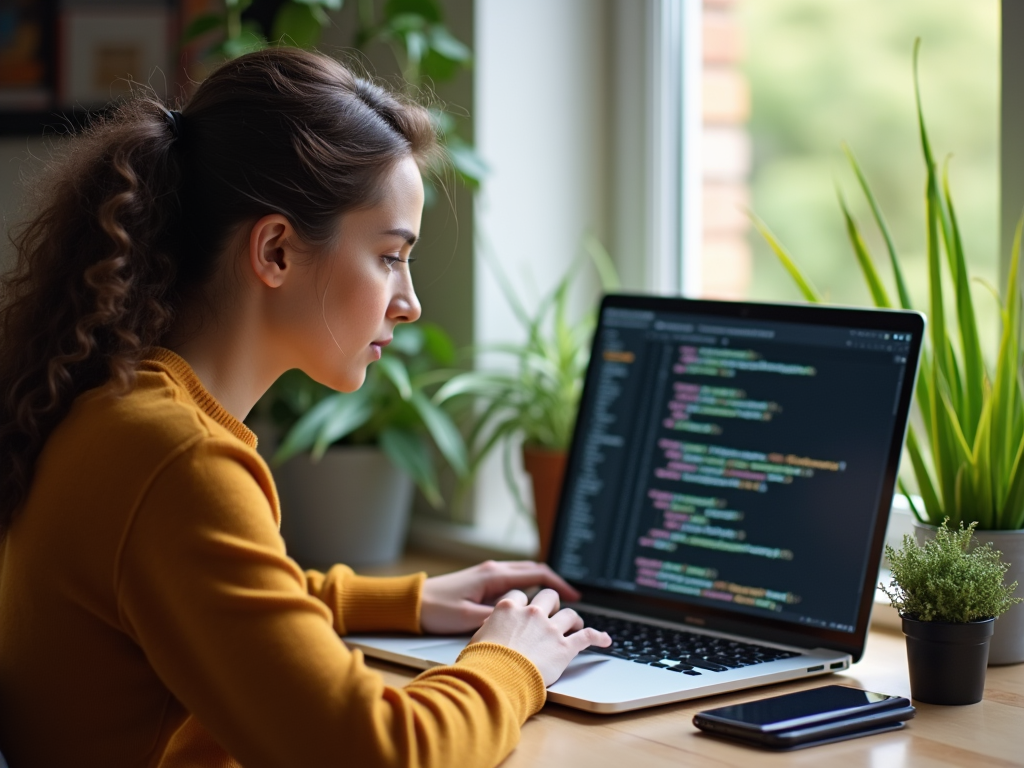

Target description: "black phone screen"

left=695, top=685, right=905, bottom=733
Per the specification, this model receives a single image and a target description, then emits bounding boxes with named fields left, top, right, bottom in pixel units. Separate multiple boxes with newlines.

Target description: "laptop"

left=348, top=294, right=925, bottom=713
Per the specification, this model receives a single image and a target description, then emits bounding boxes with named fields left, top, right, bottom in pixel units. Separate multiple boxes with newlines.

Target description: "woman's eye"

left=381, top=255, right=416, bottom=272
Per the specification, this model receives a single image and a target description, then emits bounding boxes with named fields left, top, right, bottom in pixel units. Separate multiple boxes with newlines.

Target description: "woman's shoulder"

left=54, top=356, right=262, bottom=485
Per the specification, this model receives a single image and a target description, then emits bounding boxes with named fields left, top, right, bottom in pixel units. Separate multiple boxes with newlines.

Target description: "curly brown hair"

left=0, top=48, right=438, bottom=533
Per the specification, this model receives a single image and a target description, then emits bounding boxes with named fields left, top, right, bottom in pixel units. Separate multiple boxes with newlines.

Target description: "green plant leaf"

left=992, top=215, right=1024, bottom=525
left=934, top=388, right=974, bottom=526
left=376, top=355, right=413, bottom=400
left=310, top=391, right=374, bottom=460
left=748, top=212, right=823, bottom=303
left=274, top=394, right=346, bottom=464
left=379, top=428, right=441, bottom=507
left=390, top=324, right=425, bottom=355
left=385, top=0, right=442, bottom=23
left=583, top=233, right=622, bottom=292
left=837, top=187, right=892, bottom=308
left=428, top=26, right=471, bottom=62
left=404, top=29, right=428, bottom=65
left=420, top=323, right=456, bottom=365
left=842, top=143, right=914, bottom=311
left=410, top=391, right=468, bottom=475
left=942, top=161, right=985, bottom=445
left=445, top=136, right=488, bottom=186
left=294, top=0, right=342, bottom=9
left=182, top=13, right=225, bottom=44
left=222, top=29, right=267, bottom=58
left=905, top=426, right=943, bottom=524
left=272, top=1, right=328, bottom=48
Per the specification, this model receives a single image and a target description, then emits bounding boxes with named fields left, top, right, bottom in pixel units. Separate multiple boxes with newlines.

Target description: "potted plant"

left=881, top=520, right=1020, bottom=705
left=268, top=322, right=468, bottom=566
left=753, top=39, right=1024, bottom=664
left=437, top=237, right=619, bottom=558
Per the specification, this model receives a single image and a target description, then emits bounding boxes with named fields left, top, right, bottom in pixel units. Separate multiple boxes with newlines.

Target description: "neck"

left=165, top=304, right=282, bottom=423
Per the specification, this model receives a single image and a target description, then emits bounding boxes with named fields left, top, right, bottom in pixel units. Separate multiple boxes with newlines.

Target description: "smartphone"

left=693, top=685, right=914, bottom=748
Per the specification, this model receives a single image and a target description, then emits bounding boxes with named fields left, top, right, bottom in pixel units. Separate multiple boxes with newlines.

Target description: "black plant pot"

left=902, top=616, right=994, bottom=705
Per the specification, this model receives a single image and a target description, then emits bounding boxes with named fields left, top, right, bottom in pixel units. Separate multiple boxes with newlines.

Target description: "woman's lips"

left=369, top=337, right=391, bottom=360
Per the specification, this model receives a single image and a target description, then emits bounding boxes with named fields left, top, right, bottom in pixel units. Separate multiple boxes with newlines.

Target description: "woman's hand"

left=420, top=560, right=582, bottom=635
left=470, top=588, right=611, bottom=686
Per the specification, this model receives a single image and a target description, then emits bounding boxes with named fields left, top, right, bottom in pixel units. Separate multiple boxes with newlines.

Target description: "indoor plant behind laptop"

left=753, top=40, right=1024, bottom=664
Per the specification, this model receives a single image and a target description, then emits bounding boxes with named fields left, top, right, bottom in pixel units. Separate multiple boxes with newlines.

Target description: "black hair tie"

left=160, top=106, right=185, bottom=142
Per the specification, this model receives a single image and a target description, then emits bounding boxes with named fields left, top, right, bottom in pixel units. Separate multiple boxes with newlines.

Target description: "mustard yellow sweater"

left=0, top=349, right=546, bottom=768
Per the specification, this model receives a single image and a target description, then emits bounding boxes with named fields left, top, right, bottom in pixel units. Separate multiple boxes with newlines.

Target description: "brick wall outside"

left=700, top=0, right=751, bottom=299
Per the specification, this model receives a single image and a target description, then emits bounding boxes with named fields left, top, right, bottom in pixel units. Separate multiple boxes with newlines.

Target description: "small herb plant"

left=269, top=322, right=468, bottom=508
left=881, top=520, right=1021, bottom=623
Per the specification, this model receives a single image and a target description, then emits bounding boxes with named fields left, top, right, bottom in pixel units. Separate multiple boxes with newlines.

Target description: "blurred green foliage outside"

left=741, top=0, right=999, bottom=358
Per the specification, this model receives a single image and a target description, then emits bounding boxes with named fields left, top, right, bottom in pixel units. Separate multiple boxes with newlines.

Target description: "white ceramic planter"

left=914, top=523, right=1024, bottom=666
left=275, top=446, right=415, bottom=568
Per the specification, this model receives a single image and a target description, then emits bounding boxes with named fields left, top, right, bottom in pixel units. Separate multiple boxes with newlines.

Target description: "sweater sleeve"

left=115, top=439, right=546, bottom=768
left=305, top=566, right=425, bottom=635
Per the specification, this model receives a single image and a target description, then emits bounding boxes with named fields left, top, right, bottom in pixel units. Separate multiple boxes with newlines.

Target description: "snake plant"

left=752, top=39, right=1024, bottom=531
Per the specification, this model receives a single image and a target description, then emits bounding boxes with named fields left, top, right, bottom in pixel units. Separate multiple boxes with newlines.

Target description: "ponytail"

left=0, top=99, right=183, bottom=529
left=0, top=48, right=439, bottom=532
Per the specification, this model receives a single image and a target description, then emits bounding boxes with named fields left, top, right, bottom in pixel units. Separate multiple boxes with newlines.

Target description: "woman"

left=0, top=48, right=609, bottom=768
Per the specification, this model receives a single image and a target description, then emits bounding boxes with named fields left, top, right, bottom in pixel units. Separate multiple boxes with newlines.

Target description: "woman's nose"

left=388, top=279, right=421, bottom=324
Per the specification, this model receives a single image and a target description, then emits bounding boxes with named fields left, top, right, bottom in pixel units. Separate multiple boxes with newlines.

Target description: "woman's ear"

left=248, top=214, right=298, bottom=288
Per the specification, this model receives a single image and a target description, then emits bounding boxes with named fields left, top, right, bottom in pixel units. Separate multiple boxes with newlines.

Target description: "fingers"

left=479, top=561, right=582, bottom=603
left=495, top=589, right=529, bottom=608
left=568, top=627, right=613, bottom=652
left=528, top=588, right=561, bottom=617
left=549, top=607, right=584, bottom=635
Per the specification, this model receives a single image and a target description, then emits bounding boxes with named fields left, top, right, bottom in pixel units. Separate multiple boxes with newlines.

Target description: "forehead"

left=342, top=156, right=424, bottom=235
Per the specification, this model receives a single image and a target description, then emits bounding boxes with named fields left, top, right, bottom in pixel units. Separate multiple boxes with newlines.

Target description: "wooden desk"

left=358, top=556, right=1024, bottom=767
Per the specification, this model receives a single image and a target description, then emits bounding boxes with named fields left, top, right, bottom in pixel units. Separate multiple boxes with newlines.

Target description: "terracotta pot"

left=521, top=446, right=568, bottom=561
left=914, top=522, right=1024, bottom=665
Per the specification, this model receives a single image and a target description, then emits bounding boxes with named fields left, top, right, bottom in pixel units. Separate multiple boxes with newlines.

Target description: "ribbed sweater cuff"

left=449, top=642, right=547, bottom=722
left=338, top=572, right=425, bottom=634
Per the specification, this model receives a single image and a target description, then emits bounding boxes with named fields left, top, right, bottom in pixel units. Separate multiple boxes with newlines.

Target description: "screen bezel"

left=547, top=294, right=925, bottom=662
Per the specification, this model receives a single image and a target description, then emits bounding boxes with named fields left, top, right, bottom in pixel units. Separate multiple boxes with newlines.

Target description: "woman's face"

left=285, top=155, right=424, bottom=392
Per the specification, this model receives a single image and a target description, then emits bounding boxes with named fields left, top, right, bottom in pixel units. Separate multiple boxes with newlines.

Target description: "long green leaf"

left=1002, top=435, right=1024, bottom=530
left=942, top=161, right=985, bottom=444
left=898, top=478, right=926, bottom=524
left=379, top=428, right=441, bottom=508
left=971, top=392, right=995, bottom=530
left=905, top=426, right=942, bottom=523
left=410, top=391, right=468, bottom=475
left=843, top=143, right=914, bottom=310
left=311, top=391, right=374, bottom=461
left=933, top=388, right=974, bottom=523
left=993, top=216, right=1024, bottom=525
left=376, top=355, right=413, bottom=400
left=274, top=394, right=346, bottom=464
left=837, top=187, right=892, bottom=308
left=749, top=212, right=824, bottom=303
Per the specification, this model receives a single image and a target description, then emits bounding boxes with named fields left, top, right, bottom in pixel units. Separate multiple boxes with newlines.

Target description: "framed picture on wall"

left=0, top=0, right=55, bottom=114
left=59, top=3, right=174, bottom=107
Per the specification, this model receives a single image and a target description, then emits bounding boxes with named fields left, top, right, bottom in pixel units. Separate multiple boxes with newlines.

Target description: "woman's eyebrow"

left=382, top=228, right=417, bottom=246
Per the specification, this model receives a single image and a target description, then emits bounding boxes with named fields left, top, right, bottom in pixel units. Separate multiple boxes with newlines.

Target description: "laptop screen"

left=550, top=296, right=923, bottom=647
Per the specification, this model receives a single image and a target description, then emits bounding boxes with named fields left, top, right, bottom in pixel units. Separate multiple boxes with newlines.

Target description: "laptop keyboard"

left=579, top=611, right=802, bottom=675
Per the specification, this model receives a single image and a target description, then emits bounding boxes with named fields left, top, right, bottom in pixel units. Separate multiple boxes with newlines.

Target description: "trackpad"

left=410, top=640, right=470, bottom=665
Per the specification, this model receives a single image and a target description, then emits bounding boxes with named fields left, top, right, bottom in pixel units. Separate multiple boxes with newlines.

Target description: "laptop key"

left=678, top=657, right=730, bottom=672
